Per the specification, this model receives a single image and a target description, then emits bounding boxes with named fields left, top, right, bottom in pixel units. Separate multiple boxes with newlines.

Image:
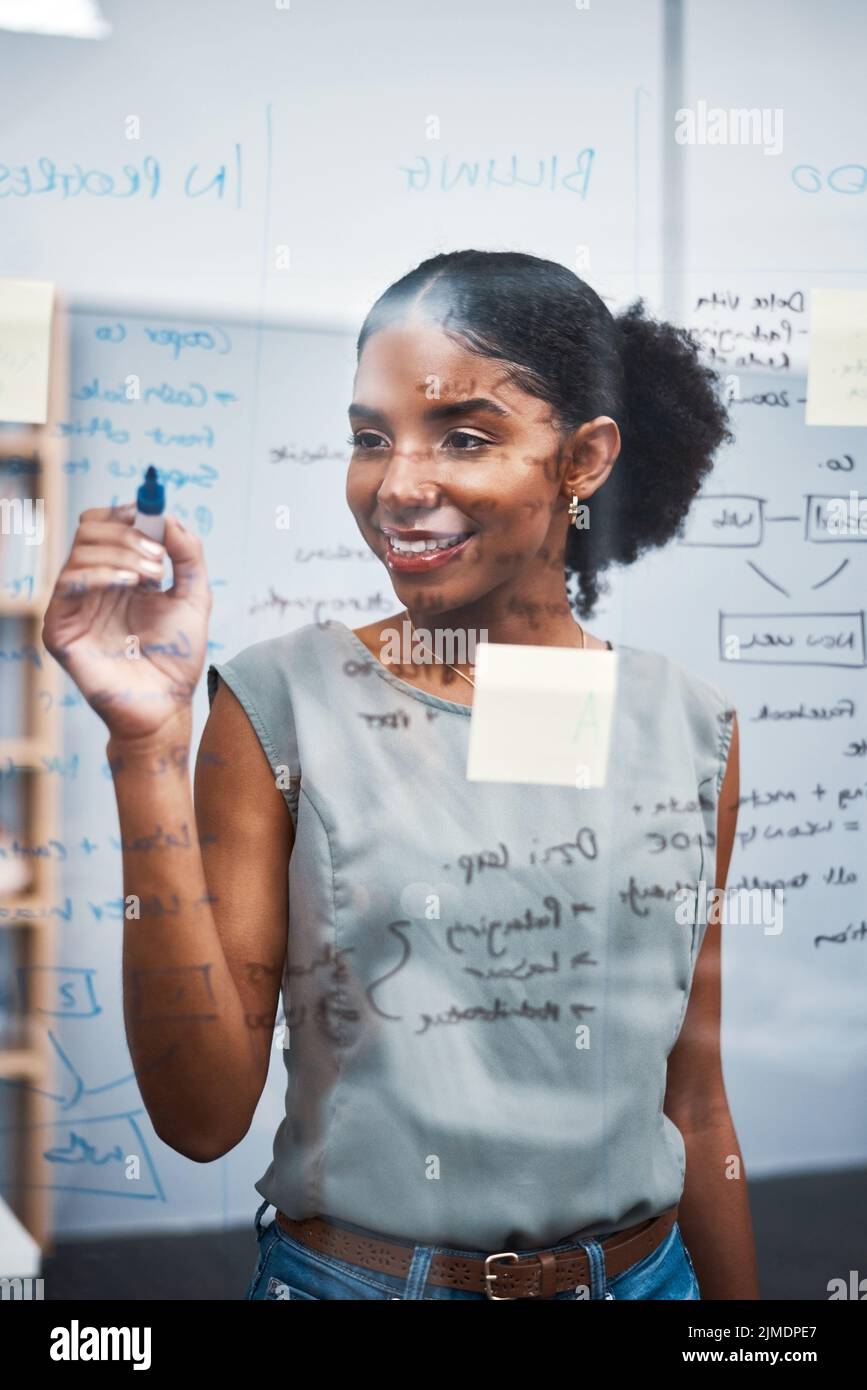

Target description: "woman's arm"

left=662, top=713, right=762, bottom=1298
left=112, top=682, right=294, bottom=1161
left=42, top=504, right=294, bottom=1164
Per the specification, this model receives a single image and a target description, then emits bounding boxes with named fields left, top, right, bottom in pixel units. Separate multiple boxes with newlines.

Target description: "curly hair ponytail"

left=357, top=250, right=733, bottom=618
left=565, top=300, right=734, bottom=615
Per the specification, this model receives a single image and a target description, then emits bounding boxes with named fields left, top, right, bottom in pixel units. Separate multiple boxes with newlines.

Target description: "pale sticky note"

left=466, top=643, right=618, bottom=788
left=806, top=288, right=867, bottom=427
left=0, top=279, right=55, bottom=424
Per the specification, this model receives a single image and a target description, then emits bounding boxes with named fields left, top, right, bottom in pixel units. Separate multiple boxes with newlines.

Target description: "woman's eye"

left=347, top=431, right=389, bottom=450
left=444, top=431, right=490, bottom=451
left=347, top=430, right=490, bottom=452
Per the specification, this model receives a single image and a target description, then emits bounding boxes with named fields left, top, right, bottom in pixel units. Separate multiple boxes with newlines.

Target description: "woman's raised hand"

left=42, top=503, right=212, bottom=742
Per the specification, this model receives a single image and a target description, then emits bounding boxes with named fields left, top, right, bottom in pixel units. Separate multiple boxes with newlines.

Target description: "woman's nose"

left=376, top=445, right=439, bottom=513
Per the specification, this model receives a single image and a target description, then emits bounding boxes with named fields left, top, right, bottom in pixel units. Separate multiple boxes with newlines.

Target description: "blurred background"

left=0, top=0, right=865, bottom=1299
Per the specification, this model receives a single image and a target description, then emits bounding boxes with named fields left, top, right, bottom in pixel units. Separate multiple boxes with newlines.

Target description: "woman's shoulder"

left=617, top=641, right=732, bottom=708
left=616, top=642, right=736, bottom=786
left=206, top=621, right=341, bottom=705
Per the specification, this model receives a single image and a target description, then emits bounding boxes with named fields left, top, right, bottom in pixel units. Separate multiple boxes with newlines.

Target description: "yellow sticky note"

left=0, top=279, right=55, bottom=424
left=466, top=643, right=618, bottom=788
left=806, top=288, right=867, bottom=427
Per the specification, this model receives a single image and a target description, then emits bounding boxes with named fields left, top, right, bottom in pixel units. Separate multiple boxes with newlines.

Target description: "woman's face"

left=346, top=320, right=582, bottom=618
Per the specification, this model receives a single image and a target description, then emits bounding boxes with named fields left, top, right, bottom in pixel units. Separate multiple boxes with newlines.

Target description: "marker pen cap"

left=133, top=465, right=166, bottom=544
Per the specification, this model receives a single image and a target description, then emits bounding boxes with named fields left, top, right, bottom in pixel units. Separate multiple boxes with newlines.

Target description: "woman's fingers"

left=53, top=566, right=141, bottom=599
left=66, top=542, right=165, bottom=580
left=76, top=517, right=166, bottom=557
left=77, top=502, right=138, bottom=525
left=53, top=503, right=210, bottom=607
left=163, top=515, right=211, bottom=607
left=60, top=506, right=166, bottom=584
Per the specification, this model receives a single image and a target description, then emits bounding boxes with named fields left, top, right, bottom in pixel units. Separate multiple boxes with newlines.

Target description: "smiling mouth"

left=381, top=531, right=475, bottom=572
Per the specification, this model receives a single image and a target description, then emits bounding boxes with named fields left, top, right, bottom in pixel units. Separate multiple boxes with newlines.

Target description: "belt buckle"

left=484, top=1250, right=520, bottom=1300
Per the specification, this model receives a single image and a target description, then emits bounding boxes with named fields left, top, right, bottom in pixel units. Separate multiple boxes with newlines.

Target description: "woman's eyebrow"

left=426, top=397, right=511, bottom=421
left=348, top=403, right=389, bottom=426
left=348, top=397, right=510, bottom=425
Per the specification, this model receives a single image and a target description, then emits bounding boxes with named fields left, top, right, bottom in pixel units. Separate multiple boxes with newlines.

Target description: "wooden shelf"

left=0, top=900, right=54, bottom=925
left=0, top=598, right=44, bottom=617
left=0, top=432, right=41, bottom=459
left=0, top=288, right=68, bottom=1253
left=0, top=738, right=56, bottom=765
left=0, top=1048, right=46, bottom=1081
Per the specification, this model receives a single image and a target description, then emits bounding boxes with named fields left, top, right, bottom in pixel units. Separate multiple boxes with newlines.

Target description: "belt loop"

left=254, top=1199, right=272, bottom=1241
left=536, top=1250, right=558, bottom=1299
left=576, top=1237, right=607, bottom=1300
left=402, top=1245, right=436, bottom=1300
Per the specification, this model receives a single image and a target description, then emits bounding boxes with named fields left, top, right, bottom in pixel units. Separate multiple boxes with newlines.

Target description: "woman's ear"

left=563, top=416, right=621, bottom=501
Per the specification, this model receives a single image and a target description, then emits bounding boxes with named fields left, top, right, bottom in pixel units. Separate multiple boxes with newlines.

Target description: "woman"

left=43, top=250, right=760, bottom=1300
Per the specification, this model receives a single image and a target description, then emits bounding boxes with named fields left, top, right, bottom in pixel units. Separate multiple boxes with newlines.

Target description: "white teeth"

left=389, top=534, right=468, bottom=554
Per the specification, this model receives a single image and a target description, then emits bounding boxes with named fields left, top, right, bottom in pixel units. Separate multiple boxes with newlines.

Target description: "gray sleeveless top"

left=207, top=619, right=735, bottom=1250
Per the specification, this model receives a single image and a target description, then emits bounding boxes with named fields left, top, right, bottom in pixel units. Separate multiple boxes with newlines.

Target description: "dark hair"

left=357, top=249, right=733, bottom=618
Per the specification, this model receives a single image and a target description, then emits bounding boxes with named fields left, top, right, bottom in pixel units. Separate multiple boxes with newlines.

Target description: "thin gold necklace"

left=401, top=613, right=586, bottom=690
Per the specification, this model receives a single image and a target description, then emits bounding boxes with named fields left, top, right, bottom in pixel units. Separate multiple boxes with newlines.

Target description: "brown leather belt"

left=275, top=1204, right=679, bottom=1300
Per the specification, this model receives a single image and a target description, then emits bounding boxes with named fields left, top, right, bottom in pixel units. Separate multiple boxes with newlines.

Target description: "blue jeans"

left=245, top=1201, right=701, bottom=1300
